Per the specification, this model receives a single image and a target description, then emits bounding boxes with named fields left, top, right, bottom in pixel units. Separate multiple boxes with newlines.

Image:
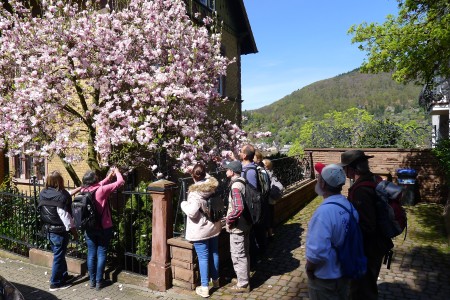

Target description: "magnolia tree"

left=0, top=0, right=248, bottom=184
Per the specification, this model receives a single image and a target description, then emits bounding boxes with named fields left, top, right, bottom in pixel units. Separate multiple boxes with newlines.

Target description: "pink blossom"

left=0, top=0, right=248, bottom=172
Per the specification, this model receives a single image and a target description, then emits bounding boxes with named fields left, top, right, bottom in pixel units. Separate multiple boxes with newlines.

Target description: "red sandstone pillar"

left=147, top=179, right=176, bottom=291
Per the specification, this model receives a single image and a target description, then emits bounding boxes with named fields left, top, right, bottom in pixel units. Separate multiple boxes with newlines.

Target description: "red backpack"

left=349, top=178, right=407, bottom=239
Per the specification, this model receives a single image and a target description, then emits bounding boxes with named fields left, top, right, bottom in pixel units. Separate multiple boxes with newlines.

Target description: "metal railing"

left=0, top=179, right=153, bottom=276
left=270, top=155, right=313, bottom=193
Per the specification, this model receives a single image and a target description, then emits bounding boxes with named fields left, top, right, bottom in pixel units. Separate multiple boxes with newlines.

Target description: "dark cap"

left=223, top=160, right=242, bottom=174
left=338, top=150, right=374, bottom=167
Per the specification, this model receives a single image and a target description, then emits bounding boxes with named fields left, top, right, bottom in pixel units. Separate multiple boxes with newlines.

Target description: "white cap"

left=319, top=164, right=346, bottom=187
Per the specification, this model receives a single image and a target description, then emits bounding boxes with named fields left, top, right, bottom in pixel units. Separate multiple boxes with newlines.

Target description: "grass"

left=405, top=203, right=450, bottom=253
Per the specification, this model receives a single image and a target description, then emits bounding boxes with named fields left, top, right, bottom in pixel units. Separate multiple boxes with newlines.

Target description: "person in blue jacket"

left=305, top=163, right=357, bottom=300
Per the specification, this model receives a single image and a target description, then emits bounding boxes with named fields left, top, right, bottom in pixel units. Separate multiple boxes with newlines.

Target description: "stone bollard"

left=147, top=179, right=176, bottom=291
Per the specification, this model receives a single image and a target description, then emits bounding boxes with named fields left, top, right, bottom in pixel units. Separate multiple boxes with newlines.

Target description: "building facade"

left=419, top=78, right=450, bottom=146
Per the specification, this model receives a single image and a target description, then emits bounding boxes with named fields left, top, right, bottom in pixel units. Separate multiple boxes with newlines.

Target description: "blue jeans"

left=49, top=232, right=69, bottom=286
left=85, top=227, right=113, bottom=284
left=193, top=236, right=219, bottom=287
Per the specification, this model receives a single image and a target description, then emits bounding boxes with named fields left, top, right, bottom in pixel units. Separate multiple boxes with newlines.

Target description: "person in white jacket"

left=181, top=163, right=221, bottom=298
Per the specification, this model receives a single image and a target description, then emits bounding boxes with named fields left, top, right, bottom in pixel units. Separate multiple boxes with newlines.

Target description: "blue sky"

left=241, top=0, right=400, bottom=110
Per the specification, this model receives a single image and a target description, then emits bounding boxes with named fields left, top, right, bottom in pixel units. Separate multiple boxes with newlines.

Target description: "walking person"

left=81, top=167, right=124, bottom=291
left=223, top=160, right=251, bottom=293
left=306, top=163, right=355, bottom=299
left=181, top=163, right=221, bottom=298
left=39, top=171, right=80, bottom=291
left=339, top=150, right=393, bottom=300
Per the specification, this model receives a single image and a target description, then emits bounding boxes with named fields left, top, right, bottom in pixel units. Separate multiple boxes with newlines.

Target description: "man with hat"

left=306, top=163, right=357, bottom=300
left=339, top=150, right=393, bottom=300
left=223, top=160, right=251, bottom=293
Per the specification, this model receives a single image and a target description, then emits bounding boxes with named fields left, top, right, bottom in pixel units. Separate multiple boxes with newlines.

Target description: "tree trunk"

left=57, top=130, right=105, bottom=186
left=86, top=128, right=107, bottom=178
left=58, top=154, right=81, bottom=186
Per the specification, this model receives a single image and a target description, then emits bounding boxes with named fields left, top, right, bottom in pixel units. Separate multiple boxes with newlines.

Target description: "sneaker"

left=63, top=274, right=75, bottom=284
left=212, top=279, right=220, bottom=288
left=49, top=283, right=72, bottom=291
left=90, top=281, right=96, bottom=289
left=228, top=284, right=250, bottom=293
left=195, top=286, right=209, bottom=298
left=95, top=281, right=104, bottom=291
left=95, top=280, right=112, bottom=291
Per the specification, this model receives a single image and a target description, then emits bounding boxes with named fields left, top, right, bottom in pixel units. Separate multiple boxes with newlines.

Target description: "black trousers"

left=350, top=253, right=384, bottom=300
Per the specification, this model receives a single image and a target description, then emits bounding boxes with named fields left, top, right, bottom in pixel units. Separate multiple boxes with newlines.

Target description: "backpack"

left=325, top=202, right=367, bottom=279
left=256, top=165, right=271, bottom=201
left=202, top=191, right=226, bottom=223
left=269, top=174, right=284, bottom=204
left=234, top=177, right=262, bottom=225
left=71, top=189, right=102, bottom=231
left=350, top=178, right=407, bottom=239
left=375, top=180, right=407, bottom=238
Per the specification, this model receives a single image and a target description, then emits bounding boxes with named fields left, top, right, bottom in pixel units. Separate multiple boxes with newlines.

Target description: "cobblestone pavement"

left=1, top=198, right=449, bottom=299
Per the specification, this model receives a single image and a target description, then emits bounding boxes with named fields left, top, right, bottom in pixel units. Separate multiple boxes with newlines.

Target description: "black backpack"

left=234, top=177, right=262, bottom=225
left=202, top=191, right=226, bottom=223
left=71, top=189, right=102, bottom=231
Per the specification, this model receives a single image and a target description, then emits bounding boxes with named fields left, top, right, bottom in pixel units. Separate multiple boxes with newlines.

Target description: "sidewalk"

left=1, top=197, right=449, bottom=299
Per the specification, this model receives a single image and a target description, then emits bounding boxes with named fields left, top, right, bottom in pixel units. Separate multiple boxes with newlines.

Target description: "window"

left=12, top=153, right=46, bottom=181
left=217, top=46, right=226, bottom=97
left=199, top=0, right=214, bottom=10
left=218, top=75, right=225, bottom=97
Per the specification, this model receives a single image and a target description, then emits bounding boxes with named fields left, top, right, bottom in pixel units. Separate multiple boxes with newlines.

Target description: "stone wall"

left=273, top=179, right=316, bottom=226
left=305, top=148, right=447, bottom=204
left=167, top=231, right=230, bottom=290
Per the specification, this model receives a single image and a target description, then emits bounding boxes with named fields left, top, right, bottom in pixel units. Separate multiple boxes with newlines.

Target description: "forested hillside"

left=243, top=69, right=425, bottom=145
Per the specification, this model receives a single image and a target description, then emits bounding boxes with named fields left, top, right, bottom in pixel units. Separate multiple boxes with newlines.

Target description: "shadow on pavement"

left=408, top=246, right=447, bottom=299
left=378, top=281, right=420, bottom=300
left=379, top=245, right=450, bottom=300
left=250, top=223, right=303, bottom=289
left=10, top=282, right=59, bottom=300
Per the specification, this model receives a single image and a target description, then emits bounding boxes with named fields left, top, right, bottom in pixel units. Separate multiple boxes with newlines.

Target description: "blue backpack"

left=325, top=202, right=367, bottom=279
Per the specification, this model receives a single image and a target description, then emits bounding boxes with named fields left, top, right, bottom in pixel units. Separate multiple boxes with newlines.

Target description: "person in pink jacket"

left=181, top=163, right=221, bottom=298
left=81, top=167, right=124, bottom=291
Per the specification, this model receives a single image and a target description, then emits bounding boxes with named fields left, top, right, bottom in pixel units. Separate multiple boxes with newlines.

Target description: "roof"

left=233, top=0, right=258, bottom=55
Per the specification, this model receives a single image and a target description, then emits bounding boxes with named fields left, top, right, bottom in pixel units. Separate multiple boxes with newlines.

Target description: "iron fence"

left=0, top=179, right=153, bottom=276
left=270, top=155, right=313, bottom=193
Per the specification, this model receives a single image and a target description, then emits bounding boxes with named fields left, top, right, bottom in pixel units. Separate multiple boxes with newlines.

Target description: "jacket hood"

left=39, top=188, right=70, bottom=209
left=40, top=188, right=66, bottom=202
left=188, top=176, right=219, bottom=196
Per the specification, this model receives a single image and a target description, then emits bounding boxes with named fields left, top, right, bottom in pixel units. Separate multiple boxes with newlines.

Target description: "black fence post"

left=30, top=175, right=39, bottom=246
left=308, top=151, right=315, bottom=179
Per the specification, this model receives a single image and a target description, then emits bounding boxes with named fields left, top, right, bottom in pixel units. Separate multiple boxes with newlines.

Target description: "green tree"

left=296, top=107, right=428, bottom=148
left=349, top=0, right=450, bottom=85
left=298, top=108, right=375, bottom=148
left=358, top=119, right=403, bottom=147
left=287, top=140, right=304, bottom=157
